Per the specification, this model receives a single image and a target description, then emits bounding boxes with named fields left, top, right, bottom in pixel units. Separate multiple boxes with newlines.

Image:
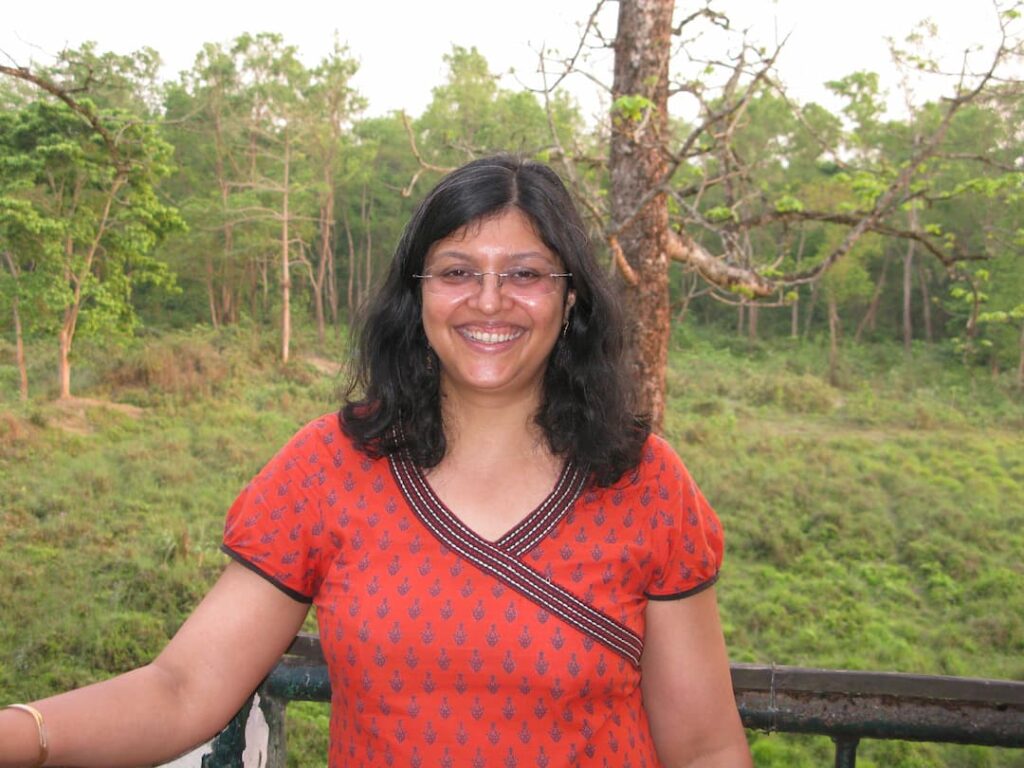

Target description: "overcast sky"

left=1, top=1, right=1011, bottom=120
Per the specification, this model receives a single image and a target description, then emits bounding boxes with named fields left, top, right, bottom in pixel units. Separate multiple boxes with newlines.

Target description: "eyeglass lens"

left=419, top=271, right=569, bottom=297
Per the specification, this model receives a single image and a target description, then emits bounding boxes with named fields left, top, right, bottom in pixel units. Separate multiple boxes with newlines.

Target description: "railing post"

left=201, top=690, right=287, bottom=768
left=262, top=692, right=287, bottom=768
left=833, top=736, right=859, bottom=768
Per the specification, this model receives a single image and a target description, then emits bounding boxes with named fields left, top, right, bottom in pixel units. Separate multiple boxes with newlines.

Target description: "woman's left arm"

left=641, top=587, right=752, bottom=768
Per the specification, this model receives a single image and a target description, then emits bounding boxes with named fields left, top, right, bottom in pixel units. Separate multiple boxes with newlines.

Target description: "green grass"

left=665, top=327, right=1024, bottom=766
left=1, top=324, right=1021, bottom=767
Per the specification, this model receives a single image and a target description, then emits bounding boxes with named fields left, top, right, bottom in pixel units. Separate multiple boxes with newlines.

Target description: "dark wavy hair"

left=341, top=154, right=648, bottom=486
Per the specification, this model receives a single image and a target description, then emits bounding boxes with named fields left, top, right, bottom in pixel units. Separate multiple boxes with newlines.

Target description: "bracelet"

left=4, top=704, right=48, bottom=767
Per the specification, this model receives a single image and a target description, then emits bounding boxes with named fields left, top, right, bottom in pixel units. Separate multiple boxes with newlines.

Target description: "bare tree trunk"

left=316, top=161, right=335, bottom=343
left=280, top=135, right=292, bottom=365
left=748, top=304, right=759, bottom=341
left=363, top=188, right=374, bottom=306
left=610, top=0, right=674, bottom=429
left=327, top=243, right=338, bottom=328
left=57, top=178, right=123, bottom=399
left=356, top=184, right=368, bottom=307
left=902, top=208, right=919, bottom=353
left=326, top=207, right=338, bottom=329
left=58, top=324, right=72, bottom=400
left=313, top=256, right=327, bottom=347
left=343, top=209, right=356, bottom=321
left=791, top=229, right=806, bottom=338
left=855, top=253, right=891, bottom=343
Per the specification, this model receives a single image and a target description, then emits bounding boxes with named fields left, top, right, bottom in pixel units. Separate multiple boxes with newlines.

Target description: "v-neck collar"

left=391, top=452, right=586, bottom=555
left=388, top=450, right=644, bottom=666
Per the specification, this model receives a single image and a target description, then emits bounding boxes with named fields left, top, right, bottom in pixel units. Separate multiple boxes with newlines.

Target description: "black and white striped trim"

left=495, top=461, right=588, bottom=556
left=389, top=452, right=644, bottom=667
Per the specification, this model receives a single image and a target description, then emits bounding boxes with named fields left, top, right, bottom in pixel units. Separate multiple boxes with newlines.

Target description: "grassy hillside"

left=1, top=325, right=1021, bottom=767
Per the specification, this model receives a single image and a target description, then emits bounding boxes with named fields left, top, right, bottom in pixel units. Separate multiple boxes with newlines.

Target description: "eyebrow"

left=427, top=249, right=556, bottom=263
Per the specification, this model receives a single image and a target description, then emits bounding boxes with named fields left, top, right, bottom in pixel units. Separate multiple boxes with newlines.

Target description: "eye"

left=505, top=268, right=542, bottom=285
left=438, top=267, right=474, bottom=284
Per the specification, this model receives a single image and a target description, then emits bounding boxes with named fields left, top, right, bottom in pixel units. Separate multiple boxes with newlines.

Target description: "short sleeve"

left=642, top=435, right=724, bottom=600
left=221, top=415, right=340, bottom=603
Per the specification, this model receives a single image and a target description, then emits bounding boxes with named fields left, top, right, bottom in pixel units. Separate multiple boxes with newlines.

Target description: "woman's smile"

left=458, top=325, right=524, bottom=345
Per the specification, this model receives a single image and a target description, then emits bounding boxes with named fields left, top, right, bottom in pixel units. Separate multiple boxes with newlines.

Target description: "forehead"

left=425, top=208, right=557, bottom=264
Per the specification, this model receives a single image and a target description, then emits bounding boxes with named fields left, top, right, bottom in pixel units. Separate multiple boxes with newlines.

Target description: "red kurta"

left=222, top=415, right=723, bottom=767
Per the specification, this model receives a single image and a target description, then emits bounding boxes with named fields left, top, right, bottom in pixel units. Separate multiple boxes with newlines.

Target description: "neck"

left=438, top=382, right=551, bottom=467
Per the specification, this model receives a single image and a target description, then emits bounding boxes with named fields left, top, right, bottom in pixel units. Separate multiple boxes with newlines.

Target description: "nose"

left=471, top=272, right=509, bottom=313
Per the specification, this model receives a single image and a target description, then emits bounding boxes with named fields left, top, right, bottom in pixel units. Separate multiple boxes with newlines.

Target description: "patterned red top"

left=222, top=414, right=724, bottom=768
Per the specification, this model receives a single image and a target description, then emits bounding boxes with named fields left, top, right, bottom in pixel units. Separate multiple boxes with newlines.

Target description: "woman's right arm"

left=0, top=561, right=309, bottom=768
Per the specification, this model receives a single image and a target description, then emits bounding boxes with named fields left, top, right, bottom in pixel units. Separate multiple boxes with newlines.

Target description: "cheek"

left=420, top=297, right=456, bottom=346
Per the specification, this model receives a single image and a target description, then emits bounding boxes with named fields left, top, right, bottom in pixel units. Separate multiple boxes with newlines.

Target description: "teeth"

left=464, top=329, right=520, bottom=344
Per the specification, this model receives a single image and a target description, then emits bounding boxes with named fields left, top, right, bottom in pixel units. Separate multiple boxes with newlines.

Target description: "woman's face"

left=420, top=207, right=574, bottom=407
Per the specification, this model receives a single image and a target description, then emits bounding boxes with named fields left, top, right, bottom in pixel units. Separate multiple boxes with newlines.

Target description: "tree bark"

left=280, top=134, right=292, bottom=365
left=791, top=230, right=806, bottom=339
left=58, top=324, right=73, bottom=400
left=363, top=186, right=374, bottom=309
left=902, top=207, right=919, bottom=353
left=343, top=209, right=356, bottom=321
left=610, top=0, right=674, bottom=429
left=58, top=178, right=123, bottom=399
left=855, top=253, right=891, bottom=343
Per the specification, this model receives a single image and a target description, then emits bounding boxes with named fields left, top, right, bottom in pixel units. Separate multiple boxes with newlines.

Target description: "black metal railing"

left=197, top=634, right=1024, bottom=768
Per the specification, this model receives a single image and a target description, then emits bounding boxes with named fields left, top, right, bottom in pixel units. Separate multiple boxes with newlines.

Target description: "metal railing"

left=197, top=634, right=1024, bottom=768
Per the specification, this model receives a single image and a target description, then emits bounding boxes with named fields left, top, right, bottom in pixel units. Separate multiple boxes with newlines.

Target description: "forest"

left=1, top=1, right=1023, bottom=766
left=1, top=3, right=1023, bottom=405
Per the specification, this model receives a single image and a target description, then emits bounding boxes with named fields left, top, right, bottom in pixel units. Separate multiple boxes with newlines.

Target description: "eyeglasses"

left=414, top=268, right=572, bottom=298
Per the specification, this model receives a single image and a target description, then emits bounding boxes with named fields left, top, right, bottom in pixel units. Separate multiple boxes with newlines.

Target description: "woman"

left=1, top=155, right=750, bottom=767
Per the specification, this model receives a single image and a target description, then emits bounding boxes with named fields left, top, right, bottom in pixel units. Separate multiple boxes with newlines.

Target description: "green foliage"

left=0, top=57, right=184, bottom=394
left=2, top=326, right=1022, bottom=767
left=773, top=194, right=805, bottom=213
left=664, top=328, right=1024, bottom=766
left=611, top=93, right=655, bottom=123
left=705, top=206, right=736, bottom=223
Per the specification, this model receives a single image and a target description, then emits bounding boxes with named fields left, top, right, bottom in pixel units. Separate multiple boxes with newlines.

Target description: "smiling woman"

left=0, top=155, right=751, bottom=768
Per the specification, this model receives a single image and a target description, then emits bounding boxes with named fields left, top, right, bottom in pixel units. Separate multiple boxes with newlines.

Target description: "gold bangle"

left=4, top=703, right=49, bottom=767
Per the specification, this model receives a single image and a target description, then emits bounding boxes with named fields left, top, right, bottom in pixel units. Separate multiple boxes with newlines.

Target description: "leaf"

left=705, top=206, right=736, bottom=223
left=611, top=94, right=655, bottom=124
left=773, top=195, right=805, bottom=213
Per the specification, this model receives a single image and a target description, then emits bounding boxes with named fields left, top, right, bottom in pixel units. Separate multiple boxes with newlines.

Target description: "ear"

left=564, top=290, right=577, bottom=318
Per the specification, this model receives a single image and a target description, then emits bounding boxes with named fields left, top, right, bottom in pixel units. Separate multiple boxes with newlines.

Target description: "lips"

left=459, top=327, right=524, bottom=344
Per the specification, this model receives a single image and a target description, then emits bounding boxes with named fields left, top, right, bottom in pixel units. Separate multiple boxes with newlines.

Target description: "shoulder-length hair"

left=341, top=154, right=648, bottom=486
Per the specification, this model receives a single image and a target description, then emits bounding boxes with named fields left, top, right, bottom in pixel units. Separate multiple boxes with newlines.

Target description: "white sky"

left=1, top=1, right=1012, bottom=121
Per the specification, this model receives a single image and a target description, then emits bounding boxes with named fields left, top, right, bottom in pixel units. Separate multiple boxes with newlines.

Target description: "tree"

left=606, top=0, right=675, bottom=425
left=0, top=53, right=183, bottom=398
left=543, top=0, right=1024, bottom=427
left=298, top=41, right=364, bottom=346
